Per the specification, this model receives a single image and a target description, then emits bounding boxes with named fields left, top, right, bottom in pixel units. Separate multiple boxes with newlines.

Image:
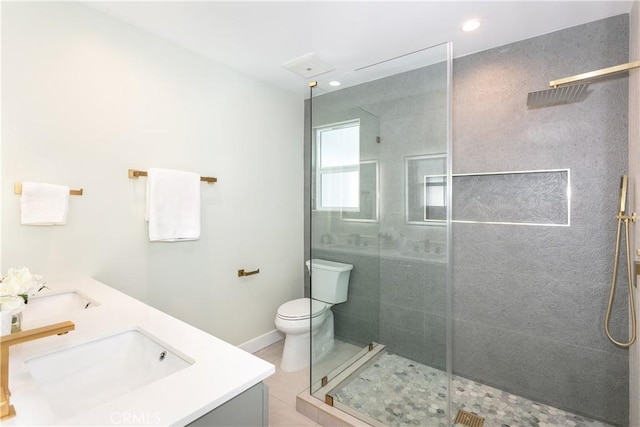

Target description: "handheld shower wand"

left=604, top=175, right=637, bottom=347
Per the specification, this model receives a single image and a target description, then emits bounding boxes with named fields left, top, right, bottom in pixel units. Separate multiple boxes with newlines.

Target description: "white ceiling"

left=88, top=1, right=634, bottom=98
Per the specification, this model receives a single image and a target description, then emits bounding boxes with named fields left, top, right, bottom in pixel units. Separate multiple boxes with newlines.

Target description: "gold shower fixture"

left=604, top=175, right=637, bottom=348
left=548, top=60, right=640, bottom=87
left=527, top=61, right=640, bottom=108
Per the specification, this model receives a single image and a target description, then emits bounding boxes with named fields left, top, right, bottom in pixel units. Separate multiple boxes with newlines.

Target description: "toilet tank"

left=308, top=259, right=353, bottom=304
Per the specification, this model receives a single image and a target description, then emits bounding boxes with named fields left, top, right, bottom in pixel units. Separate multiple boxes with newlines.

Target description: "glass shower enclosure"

left=307, top=42, right=453, bottom=426
left=305, top=14, right=631, bottom=427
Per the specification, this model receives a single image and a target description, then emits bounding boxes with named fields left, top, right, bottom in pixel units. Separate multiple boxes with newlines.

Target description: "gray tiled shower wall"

left=451, top=14, right=629, bottom=425
left=304, top=15, right=630, bottom=427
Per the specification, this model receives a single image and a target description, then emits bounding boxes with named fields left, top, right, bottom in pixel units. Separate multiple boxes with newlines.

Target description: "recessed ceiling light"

left=329, top=81, right=341, bottom=87
left=461, top=19, right=482, bottom=32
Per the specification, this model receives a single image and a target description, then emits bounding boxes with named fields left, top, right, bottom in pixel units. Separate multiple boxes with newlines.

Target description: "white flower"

left=0, top=267, right=43, bottom=298
left=0, top=295, right=24, bottom=314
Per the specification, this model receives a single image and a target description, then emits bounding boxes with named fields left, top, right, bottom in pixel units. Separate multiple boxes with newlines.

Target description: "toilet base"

left=311, top=310, right=334, bottom=365
left=279, top=311, right=334, bottom=372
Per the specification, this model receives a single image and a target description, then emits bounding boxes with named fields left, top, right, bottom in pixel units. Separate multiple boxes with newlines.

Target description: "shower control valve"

left=617, top=212, right=637, bottom=223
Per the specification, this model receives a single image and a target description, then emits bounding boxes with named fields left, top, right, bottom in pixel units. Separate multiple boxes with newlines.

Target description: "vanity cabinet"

left=187, top=382, right=268, bottom=427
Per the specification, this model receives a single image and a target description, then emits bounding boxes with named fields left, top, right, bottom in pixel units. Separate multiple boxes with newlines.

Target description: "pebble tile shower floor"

left=332, top=352, right=614, bottom=427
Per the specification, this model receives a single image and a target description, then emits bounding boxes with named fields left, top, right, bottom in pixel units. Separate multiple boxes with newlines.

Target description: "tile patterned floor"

left=332, top=352, right=615, bottom=427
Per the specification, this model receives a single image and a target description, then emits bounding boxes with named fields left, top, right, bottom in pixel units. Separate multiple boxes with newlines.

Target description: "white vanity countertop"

left=3, top=277, right=275, bottom=426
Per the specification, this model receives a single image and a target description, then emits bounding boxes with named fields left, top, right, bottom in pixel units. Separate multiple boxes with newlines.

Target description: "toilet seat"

left=277, top=298, right=328, bottom=321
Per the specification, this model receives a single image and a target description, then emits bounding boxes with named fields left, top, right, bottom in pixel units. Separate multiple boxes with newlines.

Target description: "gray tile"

left=334, top=352, right=615, bottom=427
left=453, top=170, right=569, bottom=225
left=334, top=310, right=378, bottom=346
left=379, top=322, right=427, bottom=365
left=379, top=302, right=423, bottom=329
left=452, top=318, right=628, bottom=425
left=452, top=262, right=628, bottom=356
left=423, top=313, right=447, bottom=370
left=333, top=295, right=377, bottom=321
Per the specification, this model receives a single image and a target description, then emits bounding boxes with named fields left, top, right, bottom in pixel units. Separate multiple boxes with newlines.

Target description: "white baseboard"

left=239, top=329, right=284, bottom=354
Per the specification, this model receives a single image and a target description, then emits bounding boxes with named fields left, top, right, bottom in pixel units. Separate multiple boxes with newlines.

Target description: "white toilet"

left=275, top=259, right=353, bottom=372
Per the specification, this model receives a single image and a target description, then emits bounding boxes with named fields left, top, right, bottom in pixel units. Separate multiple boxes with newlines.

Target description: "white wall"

left=1, top=2, right=303, bottom=345
left=630, top=1, right=639, bottom=426
left=0, top=0, right=3, bottom=275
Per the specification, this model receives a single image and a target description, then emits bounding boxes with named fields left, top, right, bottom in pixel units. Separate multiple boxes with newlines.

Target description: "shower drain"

left=454, top=409, right=485, bottom=427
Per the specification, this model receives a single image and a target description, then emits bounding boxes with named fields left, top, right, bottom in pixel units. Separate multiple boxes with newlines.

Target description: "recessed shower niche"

left=451, top=169, right=570, bottom=226
left=406, top=163, right=570, bottom=226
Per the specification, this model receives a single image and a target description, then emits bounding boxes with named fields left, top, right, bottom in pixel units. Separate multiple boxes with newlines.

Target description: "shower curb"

left=297, top=389, right=371, bottom=427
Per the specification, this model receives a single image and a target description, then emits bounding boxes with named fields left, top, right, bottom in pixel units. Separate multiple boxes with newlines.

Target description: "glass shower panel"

left=308, top=42, right=452, bottom=426
left=309, top=92, right=382, bottom=394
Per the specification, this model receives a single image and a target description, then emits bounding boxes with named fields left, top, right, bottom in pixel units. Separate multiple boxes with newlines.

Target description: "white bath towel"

left=145, top=168, right=201, bottom=242
left=20, top=181, right=70, bottom=225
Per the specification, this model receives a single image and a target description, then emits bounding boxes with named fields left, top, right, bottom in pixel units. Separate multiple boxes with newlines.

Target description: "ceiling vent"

left=282, top=53, right=335, bottom=78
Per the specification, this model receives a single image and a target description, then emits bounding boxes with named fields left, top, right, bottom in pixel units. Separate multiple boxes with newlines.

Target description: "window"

left=341, top=161, right=379, bottom=222
left=314, top=121, right=360, bottom=211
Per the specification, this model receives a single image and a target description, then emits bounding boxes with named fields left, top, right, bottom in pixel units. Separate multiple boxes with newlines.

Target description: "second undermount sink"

left=25, top=328, right=194, bottom=419
left=20, top=290, right=99, bottom=322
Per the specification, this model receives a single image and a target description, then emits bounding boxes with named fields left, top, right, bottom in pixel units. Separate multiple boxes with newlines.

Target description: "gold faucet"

left=0, top=320, right=75, bottom=420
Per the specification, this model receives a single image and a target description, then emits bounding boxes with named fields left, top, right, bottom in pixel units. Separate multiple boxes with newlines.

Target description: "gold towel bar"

left=238, top=269, right=260, bottom=277
left=128, top=169, right=217, bottom=183
left=14, top=183, right=83, bottom=196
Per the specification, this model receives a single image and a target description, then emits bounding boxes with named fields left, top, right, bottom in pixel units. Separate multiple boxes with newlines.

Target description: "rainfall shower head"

left=526, top=82, right=589, bottom=108
left=527, top=61, right=639, bottom=108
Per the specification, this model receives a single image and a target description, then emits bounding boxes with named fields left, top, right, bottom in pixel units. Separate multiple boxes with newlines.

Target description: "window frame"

left=313, top=119, right=361, bottom=212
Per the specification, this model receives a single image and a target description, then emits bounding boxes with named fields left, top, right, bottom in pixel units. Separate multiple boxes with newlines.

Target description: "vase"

left=0, top=295, right=25, bottom=335
left=11, top=311, right=23, bottom=333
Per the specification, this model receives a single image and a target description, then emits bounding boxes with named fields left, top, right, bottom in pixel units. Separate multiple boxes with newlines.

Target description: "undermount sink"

left=25, top=328, right=194, bottom=419
left=21, top=290, right=99, bottom=322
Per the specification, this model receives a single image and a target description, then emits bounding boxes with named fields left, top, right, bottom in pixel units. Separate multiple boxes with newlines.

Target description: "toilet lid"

left=277, top=298, right=327, bottom=320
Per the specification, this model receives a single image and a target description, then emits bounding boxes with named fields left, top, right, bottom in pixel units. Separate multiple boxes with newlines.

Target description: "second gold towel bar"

left=14, top=182, right=83, bottom=196
left=128, top=169, right=217, bottom=183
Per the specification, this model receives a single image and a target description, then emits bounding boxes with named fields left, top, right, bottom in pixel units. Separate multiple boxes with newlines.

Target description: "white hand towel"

left=20, top=182, right=70, bottom=225
left=145, top=168, right=201, bottom=242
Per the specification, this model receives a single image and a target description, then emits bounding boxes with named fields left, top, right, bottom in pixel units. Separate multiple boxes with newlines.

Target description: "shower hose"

left=604, top=210, right=637, bottom=347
